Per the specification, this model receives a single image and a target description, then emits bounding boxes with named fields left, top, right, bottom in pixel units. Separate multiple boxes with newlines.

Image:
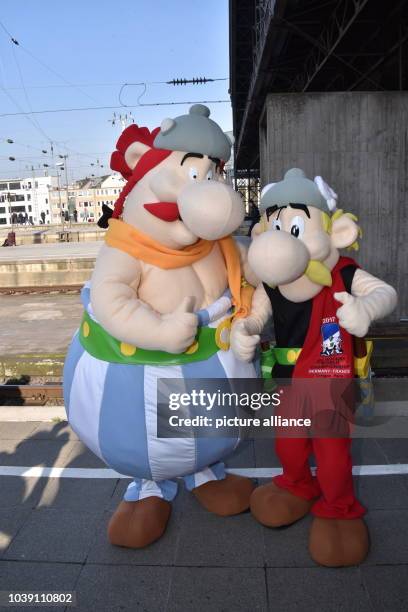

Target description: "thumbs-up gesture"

left=334, top=292, right=371, bottom=338
left=160, top=296, right=198, bottom=354
left=230, top=317, right=261, bottom=362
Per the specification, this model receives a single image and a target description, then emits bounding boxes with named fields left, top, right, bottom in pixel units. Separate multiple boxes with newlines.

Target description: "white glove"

left=334, top=292, right=371, bottom=338
left=230, top=317, right=260, bottom=362
left=159, top=296, right=198, bottom=354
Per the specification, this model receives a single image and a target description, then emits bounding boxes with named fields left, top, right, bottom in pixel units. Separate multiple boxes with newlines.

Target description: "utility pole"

left=30, top=165, right=39, bottom=225
left=55, top=170, right=62, bottom=226
left=57, top=154, right=70, bottom=228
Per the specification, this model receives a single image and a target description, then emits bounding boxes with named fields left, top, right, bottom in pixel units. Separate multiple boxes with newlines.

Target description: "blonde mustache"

left=304, top=260, right=332, bottom=287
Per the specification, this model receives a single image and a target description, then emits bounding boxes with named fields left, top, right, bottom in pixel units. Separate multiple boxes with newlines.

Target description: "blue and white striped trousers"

left=63, top=287, right=257, bottom=501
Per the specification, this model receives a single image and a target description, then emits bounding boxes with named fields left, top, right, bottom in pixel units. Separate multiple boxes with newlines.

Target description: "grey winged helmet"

left=260, top=168, right=338, bottom=214
left=153, top=104, right=232, bottom=162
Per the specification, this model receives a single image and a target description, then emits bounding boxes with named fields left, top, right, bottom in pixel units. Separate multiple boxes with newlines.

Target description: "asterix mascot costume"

left=231, top=168, right=397, bottom=567
left=63, top=105, right=259, bottom=548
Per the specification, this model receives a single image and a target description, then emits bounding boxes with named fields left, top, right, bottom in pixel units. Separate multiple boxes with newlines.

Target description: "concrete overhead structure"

left=229, top=0, right=408, bottom=321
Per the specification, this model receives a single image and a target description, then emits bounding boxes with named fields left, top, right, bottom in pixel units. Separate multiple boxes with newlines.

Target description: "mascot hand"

left=231, top=318, right=260, bottom=362
left=334, top=292, right=371, bottom=338
left=160, top=296, right=198, bottom=354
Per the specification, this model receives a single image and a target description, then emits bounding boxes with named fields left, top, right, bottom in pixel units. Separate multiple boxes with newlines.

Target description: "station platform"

left=0, top=241, right=102, bottom=289
left=0, top=225, right=253, bottom=290
left=0, top=415, right=407, bottom=611
left=0, top=223, right=105, bottom=246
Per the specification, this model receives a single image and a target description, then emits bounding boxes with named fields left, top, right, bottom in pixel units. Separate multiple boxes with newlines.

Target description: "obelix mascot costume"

left=63, top=105, right=259, bottom=549
left=231, top=168, right=397, bottom=567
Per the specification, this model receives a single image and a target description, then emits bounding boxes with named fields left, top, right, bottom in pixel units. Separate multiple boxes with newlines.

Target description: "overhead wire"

left=0, top=82, right=55, bottom=142
left=0, top=19, right=98, bottom=104
left=10, top=42, right=54, bottom=144
left=1, top=137, right=110, bottom=164
left=0, top=18, right=231, bottom=179
left=0, top=20, right=56, bottom=145
left=0, top=99, right=230, bottom=117
left=118, top=78, right=229, bottom=106
left=2, top=78, right=228, bottom=91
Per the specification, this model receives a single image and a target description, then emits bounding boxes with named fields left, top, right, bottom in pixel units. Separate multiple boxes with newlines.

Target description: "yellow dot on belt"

left=215, top=318, right=231, bottom=351
left=120, top=342, right=137, bottom=356
left=185, top=340, right=199, bottom=354
left=82, top=321, right=90, bottom=338
left=287, top=349, right=299, bottom=363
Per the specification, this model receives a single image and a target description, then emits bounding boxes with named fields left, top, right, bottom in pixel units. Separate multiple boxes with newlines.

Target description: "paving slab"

left=364, top=509, right=408, bottom=565
left=3, top=507, right=101, bottom=563
left=0, top=421, right=39, bottom=440
left=0, top=560, right=82, bottom=612
left=167, top=567, right=267, bottom=612
left=354, top=474, right=408, bottom=510
left=374, top=438, right=408, bottom=463
left=0, top=438, right=73, bottom=468
left=73, top=564, right=172, bottom=612
left=263, top=514, right=315, bottom=568
left=30, top=420, right=78, bottom=440
left=254, top=439, right=282, bottom=467
left=0, top=475, right=57, bottom=510
left=105, top=478, right=133, bottom=510
left=34, top=476, right=117, bottom=513
left=361, top=566, right=408, bottom=612
left=351, top=438, right=390, bottom=465
left=224, top=439, right=256, bottom=468
left=266, top=567, right=371, bottom=612
left=175, top=510, right=264, bottom=568
left=0, top=507, right=31, bottom=559
left=64, top=441, right=106, bottom=468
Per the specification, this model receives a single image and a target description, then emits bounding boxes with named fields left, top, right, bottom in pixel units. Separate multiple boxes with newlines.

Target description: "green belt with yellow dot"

left=261, top=346, right=302, bottom=379
left=79, top=310, right=232, bottom=366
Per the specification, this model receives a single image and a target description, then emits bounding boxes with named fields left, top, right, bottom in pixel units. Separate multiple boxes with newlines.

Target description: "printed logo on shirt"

left=320, top=322, right=343, bottom=356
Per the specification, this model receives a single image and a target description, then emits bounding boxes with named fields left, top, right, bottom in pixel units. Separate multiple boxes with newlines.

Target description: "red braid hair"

left=110, top=124, right=171, bottom=219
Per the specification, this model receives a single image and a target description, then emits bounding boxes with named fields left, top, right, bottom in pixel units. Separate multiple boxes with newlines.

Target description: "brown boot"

left=193, top=474, right=255, bottom=516
left=250, top=481, right=315, bottom=527
left=309, top=517, right=369, bottom=567
left=107, top=497, right=171, bottom=548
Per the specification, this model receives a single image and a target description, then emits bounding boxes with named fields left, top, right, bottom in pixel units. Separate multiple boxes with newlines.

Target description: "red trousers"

left=273, top=436, right=366, bottom=519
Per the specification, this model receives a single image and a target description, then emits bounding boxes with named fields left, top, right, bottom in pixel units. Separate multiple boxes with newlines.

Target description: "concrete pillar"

left=260, top=92, right=408, bottom=322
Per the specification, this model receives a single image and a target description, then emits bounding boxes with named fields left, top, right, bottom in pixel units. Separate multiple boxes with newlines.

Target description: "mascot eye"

left=272, top=219, right=281, bottom=231
left=290, top=216, right=305, bottom=238
left=205, top=169, right=213, bottom=181
left=189, top=167, right=199, bottom=180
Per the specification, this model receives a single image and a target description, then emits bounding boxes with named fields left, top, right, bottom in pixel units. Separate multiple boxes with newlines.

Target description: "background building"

left=49, top=173, right=125, bottom=224
left=0, top=176, right=57, bottom=226
left=72, top=174, right=125, bottom=223
left=0, top=172, right=124, bottom=227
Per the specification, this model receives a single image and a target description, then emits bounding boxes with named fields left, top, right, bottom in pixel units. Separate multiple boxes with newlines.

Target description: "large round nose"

left=177, top=181, right=244, bottom=240
left=248, top=230, right=310, bottom=286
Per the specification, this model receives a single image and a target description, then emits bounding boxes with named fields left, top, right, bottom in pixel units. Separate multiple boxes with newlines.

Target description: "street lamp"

left=56, top=160, right=68, bottom=229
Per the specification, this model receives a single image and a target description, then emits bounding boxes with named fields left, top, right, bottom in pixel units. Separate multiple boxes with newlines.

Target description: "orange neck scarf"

left=105, top=218, right=253, bottom=318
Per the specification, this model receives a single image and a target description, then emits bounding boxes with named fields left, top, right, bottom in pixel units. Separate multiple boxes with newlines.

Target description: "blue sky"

left=0, top=0, right=231, bottom=181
